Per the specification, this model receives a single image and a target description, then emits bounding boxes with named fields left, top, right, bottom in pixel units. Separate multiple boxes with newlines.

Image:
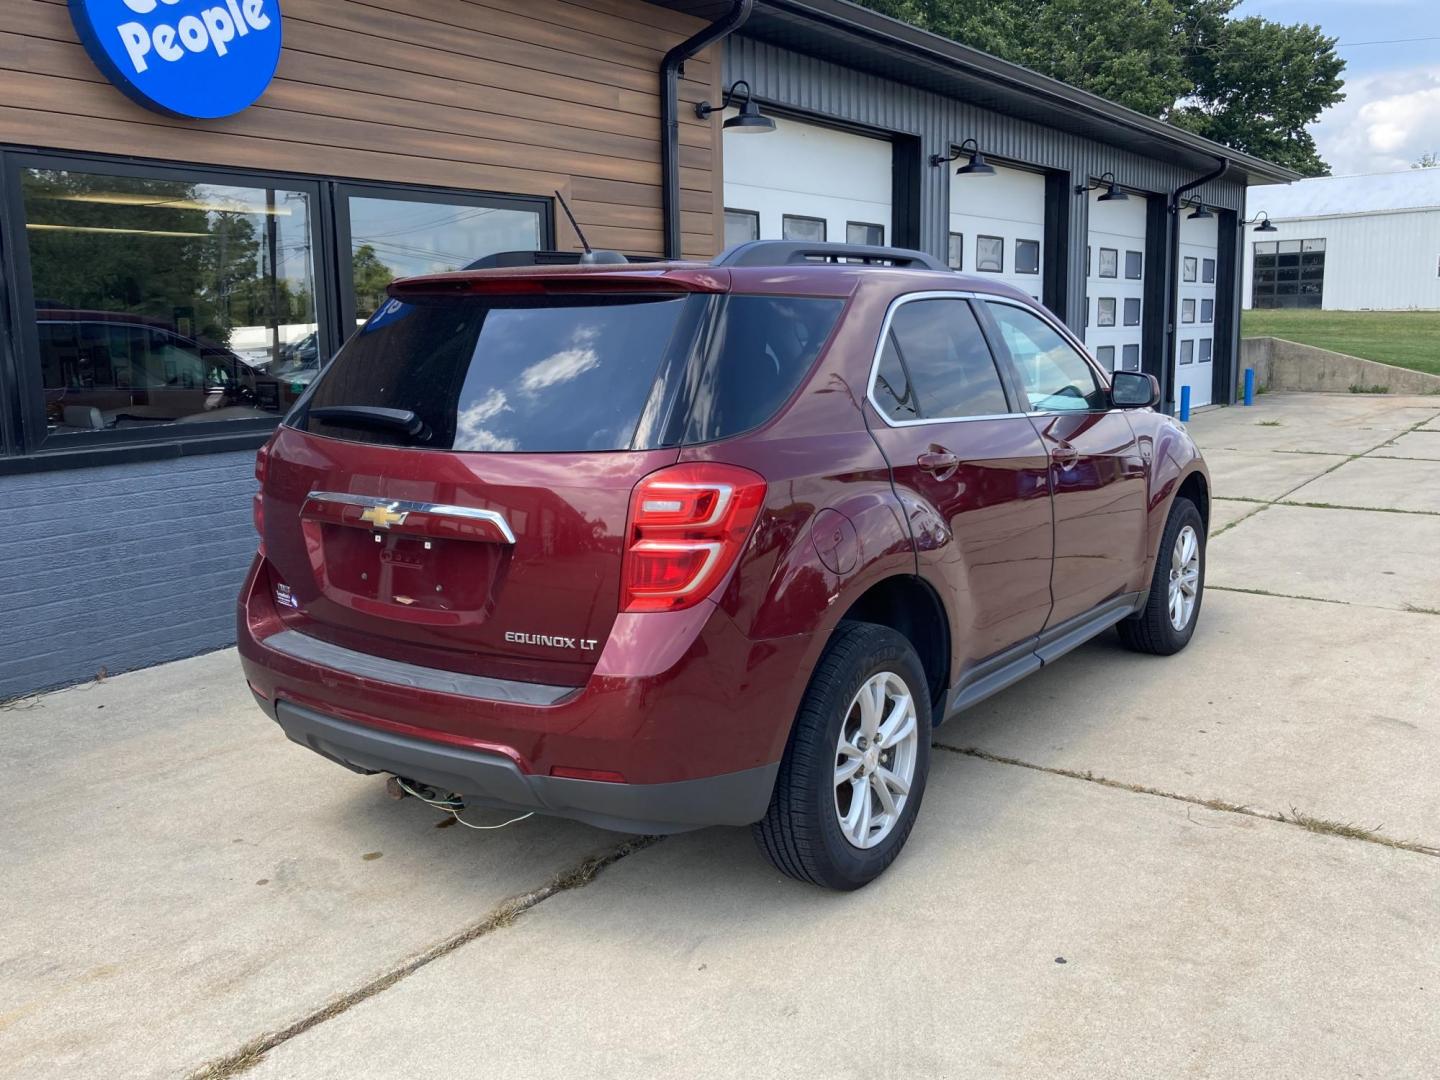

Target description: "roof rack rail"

left=714, top=241, right=950, bottom=272
left=464, top=250, right=660, bottom=270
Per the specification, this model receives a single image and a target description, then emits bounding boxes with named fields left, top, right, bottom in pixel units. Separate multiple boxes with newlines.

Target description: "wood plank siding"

left=0, top=0, right=724, bottom=258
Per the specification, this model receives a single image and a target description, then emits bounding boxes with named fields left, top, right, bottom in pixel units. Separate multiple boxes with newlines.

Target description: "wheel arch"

left=1175, top=468, right=1210, bottom=531
left=833, top=574, right=950, bottom=713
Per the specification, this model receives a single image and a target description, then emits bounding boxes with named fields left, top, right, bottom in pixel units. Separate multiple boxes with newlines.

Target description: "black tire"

left=753, top=622, right=931, bottom=890
left=1117, top=496, right=1206, bottom=656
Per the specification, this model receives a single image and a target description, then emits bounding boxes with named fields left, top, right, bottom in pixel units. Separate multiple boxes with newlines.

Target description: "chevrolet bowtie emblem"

left=360, top=503, right=408, bottom=529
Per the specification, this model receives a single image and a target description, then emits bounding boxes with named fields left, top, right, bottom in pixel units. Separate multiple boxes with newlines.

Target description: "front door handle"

left=1050, top=442, right=1080, bottom=468
left=917, top=450, right=960, bottom=481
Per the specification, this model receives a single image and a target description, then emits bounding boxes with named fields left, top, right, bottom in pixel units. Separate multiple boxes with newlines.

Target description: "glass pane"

left=348, top=195, right=541, bottom=324
left=1179, top=339, right=1194, bottom=365
left=1202, top=258, right=1216, bottom=284
left=724, top=209, right=759, bottom=247
left=1095, top=345, right=1115, bottom=368
left=23, top=167, right=319, bottom=435
left=1097, top=297, right=1116, bottom=326
left=947, top=232, right=963, bottom=271
left=1254, top=241, right=1277, bottom=255
left=305, top=294, right=688, bottom=452
left=976, top=235, right=1004, bottom=272
left=782, top=215, right=826, bottom=242
left=1098, top=248, right=1118, bottom=278
left=1302, top=238, right=1326, bottom=252
left=847, top=221, right=884, bottom=246
left=1181, top=299, right=1196, bottom=323
left=1122, top=343, right=1140, bottom=371
left=1125, top=250, right=1142, bottom=279
left=1182, top=257, right=1197, bottom=282
left=1015, top=239, right=1040, bottom=275
left=683, top=297, right=844, bottom=442
left=1201, top=298, right=1214, bottom=323
left=1278, top=240, right=1302, bottom=254
left=879, top=299, right=1008, bottom=419
left=1124, top=298, right=1141, bottom=326
left=986, top=301, right=1105, bottom=412
left=1198, top=338, right=1213, bottom=363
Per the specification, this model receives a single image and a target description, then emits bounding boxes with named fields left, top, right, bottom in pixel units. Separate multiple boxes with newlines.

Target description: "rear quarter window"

left=681, top=295, right=844, bottom=443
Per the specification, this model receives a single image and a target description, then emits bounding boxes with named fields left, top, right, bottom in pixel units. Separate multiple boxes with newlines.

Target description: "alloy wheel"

left=834, top=671, right=919, bottom=849
left=1168, top=524, right=1201, bottom=631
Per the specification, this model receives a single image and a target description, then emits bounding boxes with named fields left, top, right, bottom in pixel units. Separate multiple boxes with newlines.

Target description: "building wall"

left=725, top=36, right=1248, bottom=334
left=0, top=0, right=724, bottom=258
left=0, top=450, right=256, bottom=700
left=1241, top=209, right=1440, bottom=311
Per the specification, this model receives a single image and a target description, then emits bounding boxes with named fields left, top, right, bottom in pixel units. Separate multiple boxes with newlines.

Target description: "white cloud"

left=517, top=326, right=600, bottom=394
left=1313, top=66, right=1440, bottom=175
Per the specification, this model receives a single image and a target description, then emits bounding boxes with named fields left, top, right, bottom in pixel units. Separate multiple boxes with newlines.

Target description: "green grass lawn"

left=1241, top=310, right=1440, bottom=376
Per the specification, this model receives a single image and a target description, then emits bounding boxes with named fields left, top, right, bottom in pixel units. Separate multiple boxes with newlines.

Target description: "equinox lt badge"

left=505, top=631, right=598, bottom=652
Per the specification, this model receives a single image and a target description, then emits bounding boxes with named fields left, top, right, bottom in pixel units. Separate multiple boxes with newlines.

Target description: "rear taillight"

left=253, top=438, right=273, bottom=542
left=621, top=463, right=766, bottom=613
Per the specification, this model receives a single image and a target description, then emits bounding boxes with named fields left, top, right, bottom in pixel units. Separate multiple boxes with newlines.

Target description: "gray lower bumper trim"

left=273, top=701, right=778, bottom=834
left=263, top=630, right=576, bottom=706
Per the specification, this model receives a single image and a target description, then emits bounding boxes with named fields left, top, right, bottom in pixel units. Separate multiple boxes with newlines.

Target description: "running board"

left=941, top=592, right=1144, bottom=723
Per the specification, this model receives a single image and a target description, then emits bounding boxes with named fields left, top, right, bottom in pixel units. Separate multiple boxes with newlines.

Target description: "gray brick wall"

left=0, top=451, right=257, bottom=700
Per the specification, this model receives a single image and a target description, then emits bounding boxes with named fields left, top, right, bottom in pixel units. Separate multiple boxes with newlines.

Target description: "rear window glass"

left=300, top=294, right=688, bottom=452
left=682, top=295, right=844, bottom=443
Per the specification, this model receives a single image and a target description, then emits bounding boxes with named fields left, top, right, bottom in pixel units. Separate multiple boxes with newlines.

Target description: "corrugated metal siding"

left=1241, top=210, right=1440, bottom=311
left=727, top=37, right=1247, bottom=331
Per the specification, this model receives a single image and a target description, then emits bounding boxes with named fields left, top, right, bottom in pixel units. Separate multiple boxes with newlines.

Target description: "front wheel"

left=1118, top=496, right=1205, bottom=655
left=753, top=622, right=930, bottom=890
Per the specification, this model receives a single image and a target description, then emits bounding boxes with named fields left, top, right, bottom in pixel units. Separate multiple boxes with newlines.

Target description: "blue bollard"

left=1179, top=384, right=1191, bottom=422
left=1244, top=368, right=1255, bottom=406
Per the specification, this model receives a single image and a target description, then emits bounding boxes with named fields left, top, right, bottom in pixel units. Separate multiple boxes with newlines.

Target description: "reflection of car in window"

left=36, top=308, right=296, bottom=432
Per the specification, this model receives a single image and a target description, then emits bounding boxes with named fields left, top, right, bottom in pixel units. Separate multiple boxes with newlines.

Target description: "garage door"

left=1085, top=190, right=1147, bottom=373
left=949, top=163, right=1046, bottom=302
left=722, top=115, right=892, bottom=250
left=1175, top=211, right=1219, bottom=409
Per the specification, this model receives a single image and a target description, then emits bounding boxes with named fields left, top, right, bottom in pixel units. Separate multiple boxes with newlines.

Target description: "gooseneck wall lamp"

left=1075, top=171, right=1129, bottom=201
left=930, top=138, right=995, bottom=175
left=694, top=80, right=775, bottom=132
left=1245, top=211, right=1279, bottom=232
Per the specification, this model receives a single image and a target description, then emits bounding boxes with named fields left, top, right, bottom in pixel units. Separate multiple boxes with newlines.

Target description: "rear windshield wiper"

left=308, top=405, right=431, bottom=442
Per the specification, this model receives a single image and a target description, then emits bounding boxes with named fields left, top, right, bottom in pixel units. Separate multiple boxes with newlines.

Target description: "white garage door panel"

left=1086, top=191, right=1147, bottom=373
left=723, top=115, right=893, bottom=247
left=1176, top=213, right=1219, bottom=409
left=950, top=164, right=1046, bottom=302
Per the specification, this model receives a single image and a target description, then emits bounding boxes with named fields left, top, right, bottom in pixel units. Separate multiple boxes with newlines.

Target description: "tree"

left=1414, top=153, right=1440, bottom=169
left=350, top=244, right=397, bottom=321
left=858, top=0, right=1344, bottom=175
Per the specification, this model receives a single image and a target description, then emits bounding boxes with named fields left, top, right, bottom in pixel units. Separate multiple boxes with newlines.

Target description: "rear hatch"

left=256, top=269, right=848, bottom=687
left=258, top=276, right=711, bottom=686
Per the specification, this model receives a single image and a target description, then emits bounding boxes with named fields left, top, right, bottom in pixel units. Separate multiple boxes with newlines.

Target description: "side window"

left=985, top=301, right=1106, bottom=413
left=872, top=298, right=1010, bottom=422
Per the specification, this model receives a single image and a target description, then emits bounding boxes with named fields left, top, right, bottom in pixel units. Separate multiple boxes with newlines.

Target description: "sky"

left=1238, top=0, right=1440, bottom=175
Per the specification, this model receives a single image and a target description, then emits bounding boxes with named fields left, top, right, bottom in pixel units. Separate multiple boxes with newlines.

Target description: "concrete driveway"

left=3, top=392, right=1437, bottom=1079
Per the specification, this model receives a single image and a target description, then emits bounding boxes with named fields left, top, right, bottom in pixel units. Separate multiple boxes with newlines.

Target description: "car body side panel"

left=1128, top=409, right=1210, bottom=581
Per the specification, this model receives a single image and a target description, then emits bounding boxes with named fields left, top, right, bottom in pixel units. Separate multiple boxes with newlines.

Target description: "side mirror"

left=1111, top=370, right=1160, bottom=409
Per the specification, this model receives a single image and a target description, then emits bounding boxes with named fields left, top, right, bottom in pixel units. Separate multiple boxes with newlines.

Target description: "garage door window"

left=1098, top=248, right=1118, bottom=278
left=724, top=209, right=760, bottom=247
left=1253, top=239, right=1324, bottom=309
left=847, top=222, right=884, bottom=246
left=872, top=298, right=1009, bottom=421
left=1125, top=251, right=1142, bottom=279
left=783, top=215, right=826, bottom=242
left=1015, top=239, right=1040, bottom=275
left=976, top=236, right=1004, bottom=273
left=947, top=233, right=964, bottom=270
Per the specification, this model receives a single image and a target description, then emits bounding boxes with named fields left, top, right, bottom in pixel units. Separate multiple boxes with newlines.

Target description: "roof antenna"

left=556, top=190, right=627, bottom=265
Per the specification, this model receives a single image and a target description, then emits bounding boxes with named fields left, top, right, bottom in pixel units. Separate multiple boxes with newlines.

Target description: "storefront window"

left=21, top=167, right=318, bottom=436
left=346, top=193, right=543, bottom=323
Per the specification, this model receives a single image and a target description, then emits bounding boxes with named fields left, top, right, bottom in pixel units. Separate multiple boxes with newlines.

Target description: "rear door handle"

left=917, top=451, right=960, bottom=480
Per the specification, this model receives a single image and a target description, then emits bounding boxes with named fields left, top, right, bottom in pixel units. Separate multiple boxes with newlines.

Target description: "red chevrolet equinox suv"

left=240, top=241, right=1209, bottom=889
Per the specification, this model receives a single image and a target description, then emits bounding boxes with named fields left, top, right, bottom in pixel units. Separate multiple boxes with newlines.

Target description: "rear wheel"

left=1118, top=496, right=1205, bottom=655
left=753, top=622, right=930, bottom=890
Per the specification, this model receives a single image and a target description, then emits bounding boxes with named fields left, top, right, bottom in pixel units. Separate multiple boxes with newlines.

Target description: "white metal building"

left=1243, top=170, right=1440, bottom=311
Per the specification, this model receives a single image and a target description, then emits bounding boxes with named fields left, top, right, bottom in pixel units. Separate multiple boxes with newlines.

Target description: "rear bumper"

left=262, top=696, right=778, bottom=834
left=239, top=554, right=819, bottom=831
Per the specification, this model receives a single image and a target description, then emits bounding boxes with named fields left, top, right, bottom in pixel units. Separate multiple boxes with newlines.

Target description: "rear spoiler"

left=389, top=268, right=728, bottom=298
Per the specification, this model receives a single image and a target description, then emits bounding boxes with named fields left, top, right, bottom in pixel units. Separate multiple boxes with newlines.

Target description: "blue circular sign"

left=68, top=0, right=283, bottom=120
